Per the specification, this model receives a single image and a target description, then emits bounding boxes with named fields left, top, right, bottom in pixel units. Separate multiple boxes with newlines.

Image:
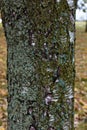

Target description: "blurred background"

left=0, top=0, right=87, bottom=130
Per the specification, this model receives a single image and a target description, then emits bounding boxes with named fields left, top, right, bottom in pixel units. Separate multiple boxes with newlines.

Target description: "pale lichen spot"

left=28, top=107, right=33, bottom=115
left=21, top=87, right=28, bottom=94
left=45, top=94, right=53, bottom=105
left=69, top=31, right=74, bottom=43
left=56, top=0, right=61, bottom=3
left=49, top=114, right=55, bottom=122
left=31, top=42, right=35, bottom=46
left=29, top=125, right=36, bottom=130
left=66, top=0, right=74, bottom=9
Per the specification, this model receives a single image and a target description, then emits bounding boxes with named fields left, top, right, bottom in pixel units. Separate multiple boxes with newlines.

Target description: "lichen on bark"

left=1, top=0, right=75, bottom=130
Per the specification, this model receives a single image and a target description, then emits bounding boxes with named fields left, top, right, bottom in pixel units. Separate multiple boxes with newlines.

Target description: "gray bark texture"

left=1, top=0, right=75, bottom=130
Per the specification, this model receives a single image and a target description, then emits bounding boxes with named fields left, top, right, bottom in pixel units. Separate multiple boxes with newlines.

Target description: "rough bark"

left=75, top=0, right=78, bottom=8
left=1, top=0, right=75, bottom=130
left=85, top=20, right=87, bottom=32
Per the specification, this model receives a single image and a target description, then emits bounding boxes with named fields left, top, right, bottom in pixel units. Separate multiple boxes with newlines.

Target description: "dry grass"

left=75, top=22, right=87, bottom=128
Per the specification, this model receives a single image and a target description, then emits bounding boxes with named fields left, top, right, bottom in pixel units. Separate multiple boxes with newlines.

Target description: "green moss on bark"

left=1, top=0, right=75, bottom=130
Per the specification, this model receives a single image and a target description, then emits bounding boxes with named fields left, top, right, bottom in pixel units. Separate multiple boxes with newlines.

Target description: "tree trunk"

left=85, top=20, right=87, bottom=32
left=1, top=0, right=75, bottom=130
left=75, top=0, right=78, bottom=9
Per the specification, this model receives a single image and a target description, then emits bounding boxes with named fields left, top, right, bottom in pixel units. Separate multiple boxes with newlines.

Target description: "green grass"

left=76, top=22, right=86, bottom=32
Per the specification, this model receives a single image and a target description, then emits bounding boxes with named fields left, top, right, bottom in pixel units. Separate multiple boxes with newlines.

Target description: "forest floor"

left=0, top=22, right=87, bottom=130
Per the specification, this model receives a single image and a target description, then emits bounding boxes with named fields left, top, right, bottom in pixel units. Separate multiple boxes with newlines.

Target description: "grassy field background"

left=0, top=22, right=87, bottom=130
left=75, top=22, right=87, bottom=129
